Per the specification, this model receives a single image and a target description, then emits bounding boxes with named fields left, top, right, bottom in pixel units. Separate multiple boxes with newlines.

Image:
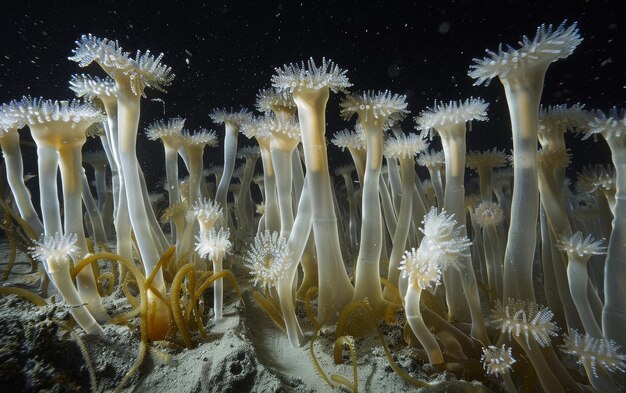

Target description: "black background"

left=0, top=0, right=623, bottom=191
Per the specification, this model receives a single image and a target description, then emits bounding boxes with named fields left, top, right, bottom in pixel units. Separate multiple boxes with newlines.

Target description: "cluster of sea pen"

left=1, top=18, right=626, bottom=393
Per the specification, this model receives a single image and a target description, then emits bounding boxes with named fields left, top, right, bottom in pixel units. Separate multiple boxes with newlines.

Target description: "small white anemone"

left=491, top=299, right=558, bottom=348
left=576, top=164, right=615, bottom=194
left=415, top=97, right=488, bottom=135
left=30, top=233, right=79, bottom=263
left=481, top=345, right=516, bottom=376
left=244, top=230, right=292, bottom=291
left=209, top=107, right=253, bottom=126
left=237, top=145, right=261, bottom=160
left=469, top=21, right=582, bottom=86
left=69, top=34, right=175, bottom=96
left=272, top=57, right=352, bottom=93
left=420, top=208, right=472, bottom=267
left=340, top=90, right=409, bottom=124
left=399, top=247, right=443, bottom=290
left=331, top=128, right=366, bottom=151
left=255, top=88, right=296, bottom=114
left=417, top=149, right=445, bottom=169
left=69, top=74, right=117, bottom=100
left=561, top=329, right=626, bottom=377
left=384, top=133, right=428, bottom=160
left=474, top=201, right=504, bottom=227
left=583, top=107, right=626, bottom=142
left=189, top=198, right=223, bottom=228
left=466, top=148, right=508, bottom=171
left=268, top=116, right=301, bottom=141
left=195, top=227, right=232, bottom=262
left=145, top=117, right=186, bottom=142
left=7, top=96, right=105, bottom=126
left=557, top=232, right=606, bottom=258
left=240, top=115, right=272, bottom=140
left=537, top=147, right=571, bottom=169
left=538, top=103, right=590, bottom=141
left=181, top=128, right=218, bottom=147
left=161, top=201, right=189, bottom=224
left=0, top=106, right=26, bottom=132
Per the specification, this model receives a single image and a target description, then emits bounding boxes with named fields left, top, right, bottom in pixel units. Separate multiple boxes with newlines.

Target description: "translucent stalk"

left=163, top=143, right=180, bottom=207
left=502, top=371, right=517, bottom=393
left=81, top=170, right=107, bottom=245
left=0, top=128, right=44, bottom=235
left=378, top=175, right=397, bottom=239
left=99, top=98, right=119, bottom=218
left=257, top=138, right=280, bottom=233
left=89, top=161, right=107, bottom=211
left=340, top=172, right=359, bottom=251
left=46, top=255, right=103, bottom=335
left=293, top=87, right=353, bottom=323
left=538, top=166, right=584, bottom=331
left=116, top=83, right=170, bottom=340
left=500, top=73, right=544, bottom=302
left=427, top=166, right=445, bottom=208
left=58, top=144, right=108, bottom=322
left=212, top=255, right=224, bottom=320
left=278, top=180, right=312, bottom=347
left=236, top=154, right=259, bottom=238
left=566, top=255, right=602, bottom=337
left=36, top=146, right=62, bottom=236
left=405, top=286, right=444, bottom=364
left=602, top=146, right=626, bottom=349
left=139, top=169, right=169, bottom=255
left=270, top=137, right=298, bottom=238
left=387, top=157, right=402, bottom=212
left=385, top=155, right=414, bottom=298
left=97, top=133, right=116, bottom=239
left=215, top=122, right=239, bottom=229
left=291, top=149, right=305, bottom=205
left=352, top=122, right=387, bottom=314
left=439, top=124, right=488, bottom=343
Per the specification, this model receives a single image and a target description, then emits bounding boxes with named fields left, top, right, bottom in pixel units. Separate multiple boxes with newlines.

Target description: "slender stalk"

left=602, top=146, right=626, bottom=349
left=163, top=144, right=180, bottom=207
left=353, top=122, right=386, bottom=313
left=0, top=129, right=44, bottom=236
left=236, top=153, right=259, bottom=238
left=279, top=180, right=312, bottom=347
left=215, top=122, right=239, bottom=229
left=293, top=87, right=354, bottom=323
left=565, top=252, right=603, bottom=337
left=81, top=170, right=108, bottom=245
left=500, top=74, right=543, bottom=302
left=116, top=84, right=170, bottom=340
left=385, top=155, right=413, bottom=298
left=47, top=254, right=104, bottom=335
left=257, top=138, right=280, bottom=233
left=58, top=144, right=108, bottom=322
left=270, top=137, right=298, bottom=238
left=439, top=123, right=488, bottom=343
left=212, top=255, right=224, bottom=319
left=405, top=286, right=443, bottom=364
left=36, top=146, right=62, bottom=236
left=339, top=171, right=359, bottom=251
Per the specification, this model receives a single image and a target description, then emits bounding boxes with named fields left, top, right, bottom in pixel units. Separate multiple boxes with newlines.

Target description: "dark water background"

left=0, top=0, right=623, bottom=194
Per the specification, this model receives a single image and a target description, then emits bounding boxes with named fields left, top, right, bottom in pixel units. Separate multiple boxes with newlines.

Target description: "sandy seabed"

left=0, top=241, right=489, bottom=392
